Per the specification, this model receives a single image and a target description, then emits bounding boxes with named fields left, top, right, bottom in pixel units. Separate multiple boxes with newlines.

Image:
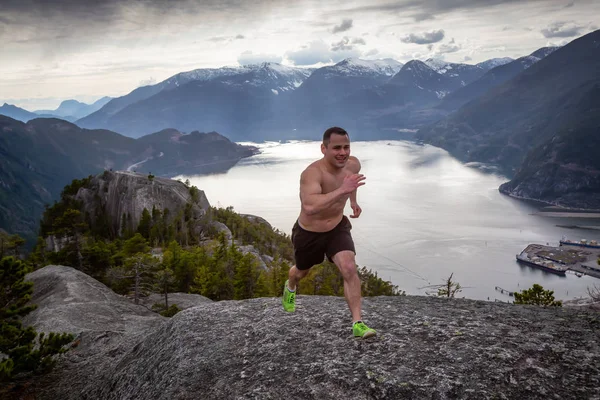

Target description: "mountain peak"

left=476, top=57, right=514, bottom=70
left=530, top=46, right=560, bottom=59
left=402, top=59, right=432, bottom=70
left=325, top=58, right=403, bottom=77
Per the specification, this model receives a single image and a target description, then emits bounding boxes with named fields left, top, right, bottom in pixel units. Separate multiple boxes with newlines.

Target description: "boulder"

left=138, top=292, right=212, bottom=311
left=21, top=265, right=600, bottom=399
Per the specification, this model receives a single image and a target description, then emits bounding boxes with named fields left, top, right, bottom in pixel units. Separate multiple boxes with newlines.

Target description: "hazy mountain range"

left=1, top=30, right=599, bottom=244
left=0, top=97, right=112, bottom=123
left=0, top=116, right=255, bottom=243
left=71, top=56, right=518, bottom=140
left=417, top=30, right=600, bottom=209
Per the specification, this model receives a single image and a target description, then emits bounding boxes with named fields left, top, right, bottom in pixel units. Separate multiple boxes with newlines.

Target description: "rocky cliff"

left=76, top=170, right=210, bottom=238
left=16, top=265, right=600, bottom=400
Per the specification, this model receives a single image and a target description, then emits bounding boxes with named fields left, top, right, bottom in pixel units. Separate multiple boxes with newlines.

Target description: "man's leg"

left=287, top=265, right=309, bottom=291
left=282, top=265, right=310, bottom=312
left=331, top=250, right=362, bottom=322
left=332, top=250, right=376, bottom=338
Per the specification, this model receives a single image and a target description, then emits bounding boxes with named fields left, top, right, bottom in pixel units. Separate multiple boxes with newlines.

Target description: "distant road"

left=127, top=157, right=151, bottom=172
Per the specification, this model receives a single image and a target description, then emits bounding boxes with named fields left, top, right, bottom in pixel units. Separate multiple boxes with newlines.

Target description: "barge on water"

left=516, top=251, right=567, bottom=276
left=560, top=237, right=600, bottom=249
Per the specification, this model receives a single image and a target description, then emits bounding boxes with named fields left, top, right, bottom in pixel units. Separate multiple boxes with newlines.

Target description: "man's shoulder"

left=301, top=161, right=323, bottom=179
left=347, top=156, right=361, bottom=171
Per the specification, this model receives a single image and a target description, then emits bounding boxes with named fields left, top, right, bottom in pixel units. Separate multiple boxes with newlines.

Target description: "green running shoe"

left=353, top=321, right=376, bottom=339
left=282, top=280, right=296, bottom=312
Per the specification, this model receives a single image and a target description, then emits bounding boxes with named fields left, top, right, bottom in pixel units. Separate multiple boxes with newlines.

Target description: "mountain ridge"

left=0, top=115, right=255, bottom=242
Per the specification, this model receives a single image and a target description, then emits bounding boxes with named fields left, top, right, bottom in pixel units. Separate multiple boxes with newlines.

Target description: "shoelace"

left=288, top=292, right=295, bottom=302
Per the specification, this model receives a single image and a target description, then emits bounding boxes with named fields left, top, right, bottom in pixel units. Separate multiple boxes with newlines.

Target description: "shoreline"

left=532, top=212, right=600, bottom=218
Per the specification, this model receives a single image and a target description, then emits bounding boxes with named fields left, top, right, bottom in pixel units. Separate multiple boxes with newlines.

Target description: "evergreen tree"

left=0, top=257, right=74, bottom=381
left=155, top=266, right=176, bottom=309
left=514, top=284, right=562, bottom=307
left=137, top=208, right=152, bottom=239
left=8, top=235, right=26, bottom=257
left=122, top=233, right=150, bottom=257
left=233, top=253, right=258, bottom=300
left=53, top=209, right=87, bottom=270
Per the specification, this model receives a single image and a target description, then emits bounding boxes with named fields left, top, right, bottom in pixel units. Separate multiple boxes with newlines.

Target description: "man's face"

left=321, top=133, right=350, bottom=169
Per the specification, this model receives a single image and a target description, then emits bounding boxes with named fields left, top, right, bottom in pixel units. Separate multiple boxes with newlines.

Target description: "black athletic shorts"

left=291, top=216, right=356, bottom=270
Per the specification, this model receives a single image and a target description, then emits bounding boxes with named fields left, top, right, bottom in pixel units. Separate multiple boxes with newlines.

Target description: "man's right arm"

left=300, top=168, right=346, bottom=216
left=300, top=168, right=365, bottom=216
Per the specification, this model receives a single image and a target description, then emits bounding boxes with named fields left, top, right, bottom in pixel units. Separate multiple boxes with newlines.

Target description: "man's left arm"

left=349, top=157, right=362, bottom=218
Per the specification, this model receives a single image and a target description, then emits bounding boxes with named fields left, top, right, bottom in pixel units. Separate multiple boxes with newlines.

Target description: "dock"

left=516, top=242, right=600, bottom=279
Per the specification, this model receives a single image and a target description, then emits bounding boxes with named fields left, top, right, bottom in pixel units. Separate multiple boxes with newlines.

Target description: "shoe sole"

left=357, top=330, right=376, bottom=339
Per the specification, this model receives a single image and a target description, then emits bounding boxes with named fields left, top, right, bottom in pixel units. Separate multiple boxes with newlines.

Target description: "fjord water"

left=182, top=141, right=600, bottom=301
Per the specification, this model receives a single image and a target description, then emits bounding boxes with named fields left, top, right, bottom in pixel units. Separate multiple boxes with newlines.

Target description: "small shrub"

left=514, top=284, right=562, bottom=307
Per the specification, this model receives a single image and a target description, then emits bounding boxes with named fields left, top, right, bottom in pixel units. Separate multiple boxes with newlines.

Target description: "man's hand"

left=350, top=202, right=362, bottom=218
left=341, top=174, right=365, bottom=194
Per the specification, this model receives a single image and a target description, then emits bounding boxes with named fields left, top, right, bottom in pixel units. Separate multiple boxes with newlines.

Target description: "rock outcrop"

left=21, top=265, right=600, bottom=399
left=138, top=292, right=212, bottom=311
left=76, top=170, right=210, bottom=234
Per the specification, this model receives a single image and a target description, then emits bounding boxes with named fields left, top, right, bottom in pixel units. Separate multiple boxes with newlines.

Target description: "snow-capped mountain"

left=476, top=57, right=514, bottom=70
left=78, top=63, right=312, bottom=128
left=439, top=46, right=562, bottom=111
left=530, top=46, right=560, bottom=60
left=423, top=59, right=489, bottom=87
left=389, top=60, right=455, bottom=95
left=318, top=58, right=403, bottom=79
left=162, top=63, right=312, bottom=94
left=290, top=58, right=405, bottom=118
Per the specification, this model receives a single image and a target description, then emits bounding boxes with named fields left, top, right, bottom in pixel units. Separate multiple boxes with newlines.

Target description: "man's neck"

left=320, top=158, right=344, bottom=175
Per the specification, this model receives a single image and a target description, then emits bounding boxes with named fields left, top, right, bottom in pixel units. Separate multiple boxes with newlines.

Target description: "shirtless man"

left=282, top=126, right=376, bottom=339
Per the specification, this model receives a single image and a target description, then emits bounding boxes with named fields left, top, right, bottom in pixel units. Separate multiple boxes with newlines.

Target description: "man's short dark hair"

left=323, top=126, right=349, bottom=146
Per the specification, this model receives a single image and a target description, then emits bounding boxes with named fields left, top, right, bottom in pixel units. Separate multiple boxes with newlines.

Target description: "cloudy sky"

left=1, top=0, right=598, bottom=110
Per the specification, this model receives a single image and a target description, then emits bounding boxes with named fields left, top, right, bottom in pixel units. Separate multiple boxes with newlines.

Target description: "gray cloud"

left=412, top=12, right=435, bottom=22
left=286, top=40, right=361, bottom=66
left=437, top=38, right=461, bottom=53
left=564, top=1, right=575, bottom=8
left=332, top=19, right=353, bottom=33
left=331, top=36, right=366, bottom=51
left=464, top=55, right=472, bottom=61
left=238, top=51, right=282, bottom=65
left=208, top=36, right=230, bottom=42
left=346, top=0, right=551, bottom=15
left=332, top=37, right=353, bottom=51
left=0, top=0, right=283, bottom=44
left=208, top=34, right=245, bottom=42
left=365, top=48, right=379, bottom=56
left=402, top=29, right=445, bottom=44
left=541, top=21, right=584, bottom=37
left=286, top=41, right=331, bottom=65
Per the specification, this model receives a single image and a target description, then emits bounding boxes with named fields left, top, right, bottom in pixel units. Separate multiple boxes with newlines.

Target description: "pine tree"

left=0, top=257, right=74, bottom=381
left=514, top=284, right=562, bottom=307
left=137, top=208, right=152, bottom=239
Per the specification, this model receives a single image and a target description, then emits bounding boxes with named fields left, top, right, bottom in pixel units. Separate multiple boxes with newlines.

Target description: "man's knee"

left=291, top=265, right=309, bottom=279
left=333, top=253, right=358, bottom=279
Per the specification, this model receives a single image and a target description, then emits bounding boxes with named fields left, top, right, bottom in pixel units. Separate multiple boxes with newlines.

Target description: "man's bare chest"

left=321, top=170, right=351, bottom=194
